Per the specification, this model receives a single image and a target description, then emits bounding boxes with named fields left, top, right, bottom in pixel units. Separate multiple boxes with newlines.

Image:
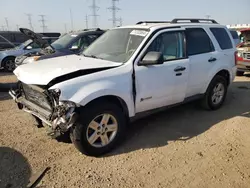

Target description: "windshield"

left=83, top=28, right=148, bottom=63
left=51, top=33, right=77, bottom=50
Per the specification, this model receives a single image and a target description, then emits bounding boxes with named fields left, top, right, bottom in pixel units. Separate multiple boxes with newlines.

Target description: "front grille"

left=22, top=83, right=52, bottom=111
left=243, top=53, right=250, bottom=60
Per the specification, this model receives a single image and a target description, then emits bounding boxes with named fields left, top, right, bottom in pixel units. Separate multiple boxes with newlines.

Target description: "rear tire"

left=201, top=75, right=227, bottom=110
left=2, top=57, right=16, bottom=72
left=70, top=101, right=127, bottom=157
left=236, top=70, right=244, bottom=76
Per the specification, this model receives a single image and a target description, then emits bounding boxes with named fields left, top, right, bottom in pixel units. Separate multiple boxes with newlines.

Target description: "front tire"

left=2, top=57, right=16, bottom=72
left=201, top=75, right=227, bottom=110
left=70, top=102, right=127, bottom=157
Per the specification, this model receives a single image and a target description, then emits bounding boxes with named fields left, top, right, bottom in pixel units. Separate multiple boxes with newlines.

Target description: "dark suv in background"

left=16, top=28, right=105, bottom=66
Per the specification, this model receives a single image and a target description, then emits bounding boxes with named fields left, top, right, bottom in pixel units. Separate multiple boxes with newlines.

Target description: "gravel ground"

left=1, top=73, right=250, bottom=188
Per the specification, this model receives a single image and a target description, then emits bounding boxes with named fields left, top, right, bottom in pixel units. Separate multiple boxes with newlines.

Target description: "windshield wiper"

left=82, top=53, right=103, bottom=60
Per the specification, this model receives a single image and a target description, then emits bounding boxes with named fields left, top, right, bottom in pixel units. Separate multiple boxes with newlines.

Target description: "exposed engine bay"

left=9, top=82, right=78, bottom=138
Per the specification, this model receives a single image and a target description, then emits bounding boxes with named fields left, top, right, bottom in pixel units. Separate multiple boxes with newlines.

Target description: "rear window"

left=186, top=28, right=214, bottom=56
left=210, top=28, right=233, bottom=50
left=230, top=30, right=239, bottom=39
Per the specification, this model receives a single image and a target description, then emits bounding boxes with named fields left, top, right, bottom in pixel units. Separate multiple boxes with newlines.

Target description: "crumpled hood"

left=14, top=54, right=122, bottom=85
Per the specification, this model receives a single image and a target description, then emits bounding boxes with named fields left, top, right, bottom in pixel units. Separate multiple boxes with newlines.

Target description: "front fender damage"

left=49, top=101, right=79, bottom=138
left=9, top=83, right=79, bottom=138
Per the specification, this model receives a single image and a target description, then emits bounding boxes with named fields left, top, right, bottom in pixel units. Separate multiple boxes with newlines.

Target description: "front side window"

left=210, top=28, right=233, bottom=50
left=146, top=31, right=184, bottom=61
left=83, top=28, right=148, bottom=63
left=186, top=28, right=214, bottom=56
left=51, top=34, right=78, bottom=50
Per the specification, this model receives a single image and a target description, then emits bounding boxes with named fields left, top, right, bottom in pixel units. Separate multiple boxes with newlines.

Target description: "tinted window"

left=146, top=31, right=184, bottom=61
left=71, top=36, right=89, bottom=50
left=210, top=28, right=233, bottom=50
left=0, top=33, right=13, bottom=41
left=14, top=33, right=29, bottom=43
left=186, top=28, right=214, bottom=56
left=230, top=30, right=239, bottom=39
left=87, top=34, right=100, bottom=44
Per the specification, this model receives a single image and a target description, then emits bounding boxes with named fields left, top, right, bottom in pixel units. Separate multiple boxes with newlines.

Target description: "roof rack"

left=136, top=21, right=170, bottom=25
left=171, top=18, right=218, bottom=24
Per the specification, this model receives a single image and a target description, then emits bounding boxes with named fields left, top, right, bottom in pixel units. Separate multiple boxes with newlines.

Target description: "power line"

left=38, top=15, right=47, bottom=32
left=108, top=0, right=121, bottom=27
left=25, top=14, right=34, bottom=31
left=5, top=17, right=9, bottom=31
left=89, top=0, right=99, bottom=27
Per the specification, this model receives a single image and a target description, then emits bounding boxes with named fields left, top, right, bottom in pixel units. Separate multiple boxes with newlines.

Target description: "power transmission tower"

left=70, top=8, right=74, bottom=31
left=85, top=15, right=89, bottom=29
left=108, top=0, right=121, bottom=27
left=205, top=15, right=211, bottom=19
left=16, top=24, right=20, bottom=31
left=89, top=0, right=99, bottom=27
left=39, top=15, right=47, bottom=32
left=5, top=17, right=9, bottom=31
left=25, top=14, right=34, bottom=31
left=118, top=17, right=122, bottom=26
left=64, top=23, right=67, bottom=33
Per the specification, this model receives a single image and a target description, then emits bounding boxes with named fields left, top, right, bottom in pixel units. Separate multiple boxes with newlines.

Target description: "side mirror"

left=70, top=45, right=79, bottom=51
left=138, top=51, right=164, bottom=66
left=26, top=46, right=32, bottom=50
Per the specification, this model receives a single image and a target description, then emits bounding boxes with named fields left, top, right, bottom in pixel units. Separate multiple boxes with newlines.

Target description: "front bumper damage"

left=9, top=82, right=78, bottom=138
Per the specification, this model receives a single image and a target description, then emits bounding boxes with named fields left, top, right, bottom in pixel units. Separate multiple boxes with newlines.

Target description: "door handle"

left=208, top=57, right=217, bottom=62
left=174, top=66, right=186, bottom=72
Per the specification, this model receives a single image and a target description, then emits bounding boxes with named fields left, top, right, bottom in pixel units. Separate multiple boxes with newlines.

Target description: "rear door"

left=209, top=27, right=235, bottom=69
left=184, top=27, right=218, bottom=97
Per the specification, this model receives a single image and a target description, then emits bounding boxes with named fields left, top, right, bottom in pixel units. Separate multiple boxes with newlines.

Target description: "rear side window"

left=186, top=28, right=214, bottom=56
left=210, top=28, right=233, bottom=50
left=230, top=30, right=239, bottom=39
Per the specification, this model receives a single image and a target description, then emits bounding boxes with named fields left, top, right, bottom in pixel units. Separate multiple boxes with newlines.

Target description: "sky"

left=0, top=0, right=250, bottom=33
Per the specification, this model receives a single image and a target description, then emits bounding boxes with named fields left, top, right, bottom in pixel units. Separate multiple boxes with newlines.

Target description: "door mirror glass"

left=26, top=45, right=32, bottom=50
left=139, top=51, right=164, bottom=66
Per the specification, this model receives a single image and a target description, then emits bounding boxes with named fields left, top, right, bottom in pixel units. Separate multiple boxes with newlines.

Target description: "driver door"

left=135, top=30, right=189, bottom=113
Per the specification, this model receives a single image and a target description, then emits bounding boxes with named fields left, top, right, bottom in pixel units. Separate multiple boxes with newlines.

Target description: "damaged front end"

left=9, top=82, right=78, bottom=138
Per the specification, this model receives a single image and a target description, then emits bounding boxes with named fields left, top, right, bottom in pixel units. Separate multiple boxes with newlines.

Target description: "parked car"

left=15, top=28, right=106, bottom=66
left=9, top=18, right=236, bottom=156
left=0, top=31, right=60, bottom=50
left=235, top=28, right=250, bottom=76
left=0, top=28, right=60, bottom=71
left=229, top=29, right=240, bottom=46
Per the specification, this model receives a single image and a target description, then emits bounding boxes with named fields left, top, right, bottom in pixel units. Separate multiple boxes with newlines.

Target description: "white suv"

left=10, top=18, right=237, bottom=156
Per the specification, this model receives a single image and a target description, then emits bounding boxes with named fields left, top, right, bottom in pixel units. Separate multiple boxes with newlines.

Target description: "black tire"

left=236, top=70, right=244, bottom=76
left=70, top=101, right=127, bottom=157
left=201, top=75, right=228, bottom=110
left=2, top=57, right=16, bottom=72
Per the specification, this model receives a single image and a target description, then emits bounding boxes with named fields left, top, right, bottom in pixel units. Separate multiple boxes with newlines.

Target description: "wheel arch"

left=79, top=95, right=130, bottom=120
left=1, top=56, right=16, bottom=67
left=203, top=68, right=231, bottom=93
